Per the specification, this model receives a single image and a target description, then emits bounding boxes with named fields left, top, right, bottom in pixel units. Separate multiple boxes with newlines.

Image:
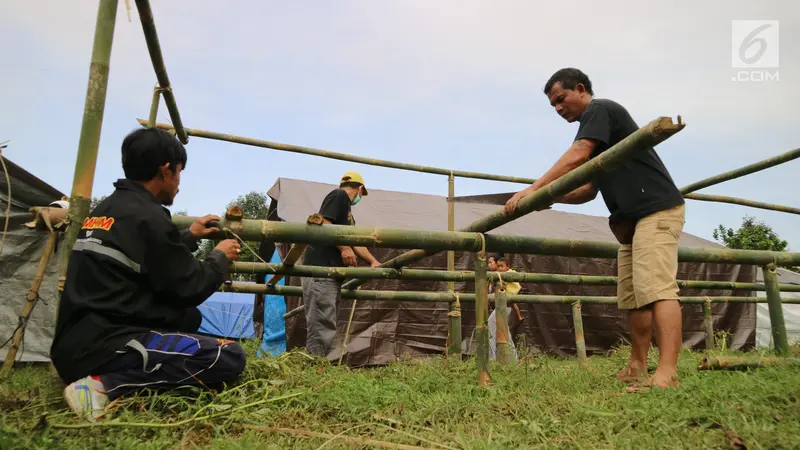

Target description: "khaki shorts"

left=617, top=204, right=685, bottom=310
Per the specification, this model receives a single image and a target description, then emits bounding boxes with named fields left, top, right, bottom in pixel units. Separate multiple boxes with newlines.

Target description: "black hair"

left=543, top=68, right=594, bottom=96
left=490, top=253, right=507, bottom=263
left=121, top=128, right=188, bottom=181
left=340, top=181, right=363, bottom=190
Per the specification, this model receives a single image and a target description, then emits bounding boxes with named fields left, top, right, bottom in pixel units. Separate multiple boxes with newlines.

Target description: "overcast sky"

left=1, top=1, right=798, bottom=248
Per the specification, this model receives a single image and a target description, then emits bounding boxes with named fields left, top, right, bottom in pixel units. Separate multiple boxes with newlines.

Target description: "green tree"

left=713, top=215, right=797, bottom=271
left=195, top=191, right=271, bottom=281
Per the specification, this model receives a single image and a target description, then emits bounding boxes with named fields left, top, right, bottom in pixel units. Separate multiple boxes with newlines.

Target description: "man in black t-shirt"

left=505, top=68, right=685, bottom=390
left=302, top=171, right=380, bottom=358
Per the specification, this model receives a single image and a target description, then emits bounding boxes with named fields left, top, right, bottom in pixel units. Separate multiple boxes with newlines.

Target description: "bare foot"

left=625, top=372, right=680, bottom=393
left=616, top=365, right=648, bottom=384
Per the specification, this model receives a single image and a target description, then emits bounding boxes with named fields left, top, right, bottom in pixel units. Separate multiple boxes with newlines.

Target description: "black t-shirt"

left=303, top=188, right=355, bottom=267
left=574, top=98, right=684, bottom=221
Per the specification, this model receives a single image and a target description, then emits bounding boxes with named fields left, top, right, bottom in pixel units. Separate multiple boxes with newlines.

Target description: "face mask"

left=351, top=194, right=361, bottom=206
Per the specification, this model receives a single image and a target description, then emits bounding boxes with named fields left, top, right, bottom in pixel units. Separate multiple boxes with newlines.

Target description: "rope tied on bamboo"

left=448, top=293, right=461, bottom=317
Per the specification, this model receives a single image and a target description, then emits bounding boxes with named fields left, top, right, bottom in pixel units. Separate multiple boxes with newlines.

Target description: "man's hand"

left=341, top=246, right=357, bottom=266
left=214, top=239, right=241, bottom=262
left=189, top=214, right=222, bottom=239
left=370, top=260, right=381, bottom=268
left=504, top=188, right=533, bottom=214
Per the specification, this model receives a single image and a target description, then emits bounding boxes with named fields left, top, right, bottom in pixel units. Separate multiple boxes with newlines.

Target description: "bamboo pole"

left=229, top=261, right=800, bottom=292
left=762, top=263, right=789, bottom=356
left=57, top=0, right=119, bottom=312
left=340, top=116, right=686, bottom=290
left=246, top=281, right=800, bottom=312
left=494, top=285, right=512, bottom=365
left=684, top=193, right=800, bottom=216
left=1, top=231, right=58, bottom=377
left=698, top=355, right=800, bottom=371
left=702, top=299, right=714, bottom=350
left=571, top=301, right=588, bottom=365
left=680, top=147, right=800, bottom=194
left=474, top=243, right=491, bottom=385
left=147, top=83, right=160, bottom=128
left=137, top=119, right=537, bottom=185
left=265, top=243, right=307, bottom=286
left=134, top=0, right=188, bottom=144
left=446, top=172, right=461, bottom=356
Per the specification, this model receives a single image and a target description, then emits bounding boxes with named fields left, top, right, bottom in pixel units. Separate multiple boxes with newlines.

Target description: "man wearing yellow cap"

left=302, top=171, right=381, bottom=358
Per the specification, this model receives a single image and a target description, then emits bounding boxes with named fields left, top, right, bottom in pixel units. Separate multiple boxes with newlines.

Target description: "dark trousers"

left=92, top=331, right=246, bottom=400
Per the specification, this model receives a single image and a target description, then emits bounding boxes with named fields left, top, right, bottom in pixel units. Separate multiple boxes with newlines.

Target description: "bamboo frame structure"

left=230, top=283, right=799, bottom=305
left=50, top=1, right=800, bottom=381
left=494, top=286, right=512, bottom=365
left=446, top=172, right=461, bottom=356
left=229, top=261, right=800, bottom=293
left=571, top=301, right=588, bottom=365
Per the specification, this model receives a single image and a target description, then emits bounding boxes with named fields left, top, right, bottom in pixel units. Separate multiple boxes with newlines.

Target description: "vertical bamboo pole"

left=703, top=299, right=714, bottom=350
left=56, top=0, right=119, bottom=312
left=762, top=263, right=789, bottom=355
left=495, top=286, right=512, bottom=365
left=1, top=231, right=58, bottom=377
left=571, top=301, right=587, bottom=365
left=147, top=84, right=160, bottom=128
left=446, top=172, right=461, bottom=356
left=474, top=238, right=490, bottom=385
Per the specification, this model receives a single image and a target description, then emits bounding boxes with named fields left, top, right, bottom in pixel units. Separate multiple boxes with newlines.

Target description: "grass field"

left=1, top=341, right=798, bottom=449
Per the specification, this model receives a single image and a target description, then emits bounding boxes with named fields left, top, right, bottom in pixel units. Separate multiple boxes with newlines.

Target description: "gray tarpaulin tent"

left=0, top=157, right=65, bottom=363
left=267, top=177, right=759, bottom=366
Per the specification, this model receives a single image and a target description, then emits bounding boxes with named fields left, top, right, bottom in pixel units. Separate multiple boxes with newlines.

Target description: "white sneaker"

left=63, top=375, right=108, bottom=422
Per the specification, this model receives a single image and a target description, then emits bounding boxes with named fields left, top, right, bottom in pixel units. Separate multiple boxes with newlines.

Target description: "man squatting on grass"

left=505, top=68, right=686, bottom=389
left=302, top=172, right=381, bottom=358
left=50, top=128, right=246, bottom=421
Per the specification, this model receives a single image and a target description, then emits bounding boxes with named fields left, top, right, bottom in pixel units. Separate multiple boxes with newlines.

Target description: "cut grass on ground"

left=1, top=342, right=798, bottom=449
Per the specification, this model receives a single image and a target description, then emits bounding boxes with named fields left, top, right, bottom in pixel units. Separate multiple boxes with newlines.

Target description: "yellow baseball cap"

left=340, top=171, right=368, bottom=195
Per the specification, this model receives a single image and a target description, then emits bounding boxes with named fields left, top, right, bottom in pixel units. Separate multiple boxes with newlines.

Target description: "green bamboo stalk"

left=173, top=216, right=482, bottom=252
left=134, top=0, right=188, bottom=144
left=57, top=0, right=118, bottom=311
left=475, top=247, right=491, bottom=386
left=702, top=299, right=714, bottom=350
left=230, top=261, right=800, bottom=292
left=147, top=84, right=160, bottom=128
left=684, top=193, right=800, bottom=216
left=136, top=119, right=537, bottom=185
left=494, top=286, right=512, bottom=365
left=341, top=116, right=686, bottom=290
left=680, top=147, right=800, bottom=194
left=698, top=355, right=800, bottom=371
left=762, top=263, right=789, bottom=356
left=571, top=301, right=588, bottom=365
left=446, top=172, right=461, bottom=356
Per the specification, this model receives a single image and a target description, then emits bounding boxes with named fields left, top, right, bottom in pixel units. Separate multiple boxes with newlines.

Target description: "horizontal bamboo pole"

left=136, top=119, right=537, bottom=185
left=684, top=193, right=800, bottom=216
left=229, top=261, right=800, bottom=292
left=225, top=283, right=799, bottom=307
left=680, top=147, right=800, bottom=194
left=174, top=215, right=800, bottom=267
left=134, top=1, right=188, bottom=144
left=698, top=355, right=800, bottom=370
left=342, top=116, right=686, bottom=290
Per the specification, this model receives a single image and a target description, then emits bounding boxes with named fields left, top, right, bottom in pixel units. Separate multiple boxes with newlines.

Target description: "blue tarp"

left=260, top=250, right=287, bottom=357
left=198, top=290, right=256, bottom=339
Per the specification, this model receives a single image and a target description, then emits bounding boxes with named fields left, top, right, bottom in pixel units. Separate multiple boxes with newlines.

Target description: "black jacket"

left=50, top=179, right=229, bottom=383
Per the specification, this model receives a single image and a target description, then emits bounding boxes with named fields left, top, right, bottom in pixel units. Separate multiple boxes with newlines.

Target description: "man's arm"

left=504, top=139, right=597, bottom=213
left=143, top=217, right=231, bottom=307
left=353, top=246, right=380, bottom=267
left=557, top=182, right=598, bottom=205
